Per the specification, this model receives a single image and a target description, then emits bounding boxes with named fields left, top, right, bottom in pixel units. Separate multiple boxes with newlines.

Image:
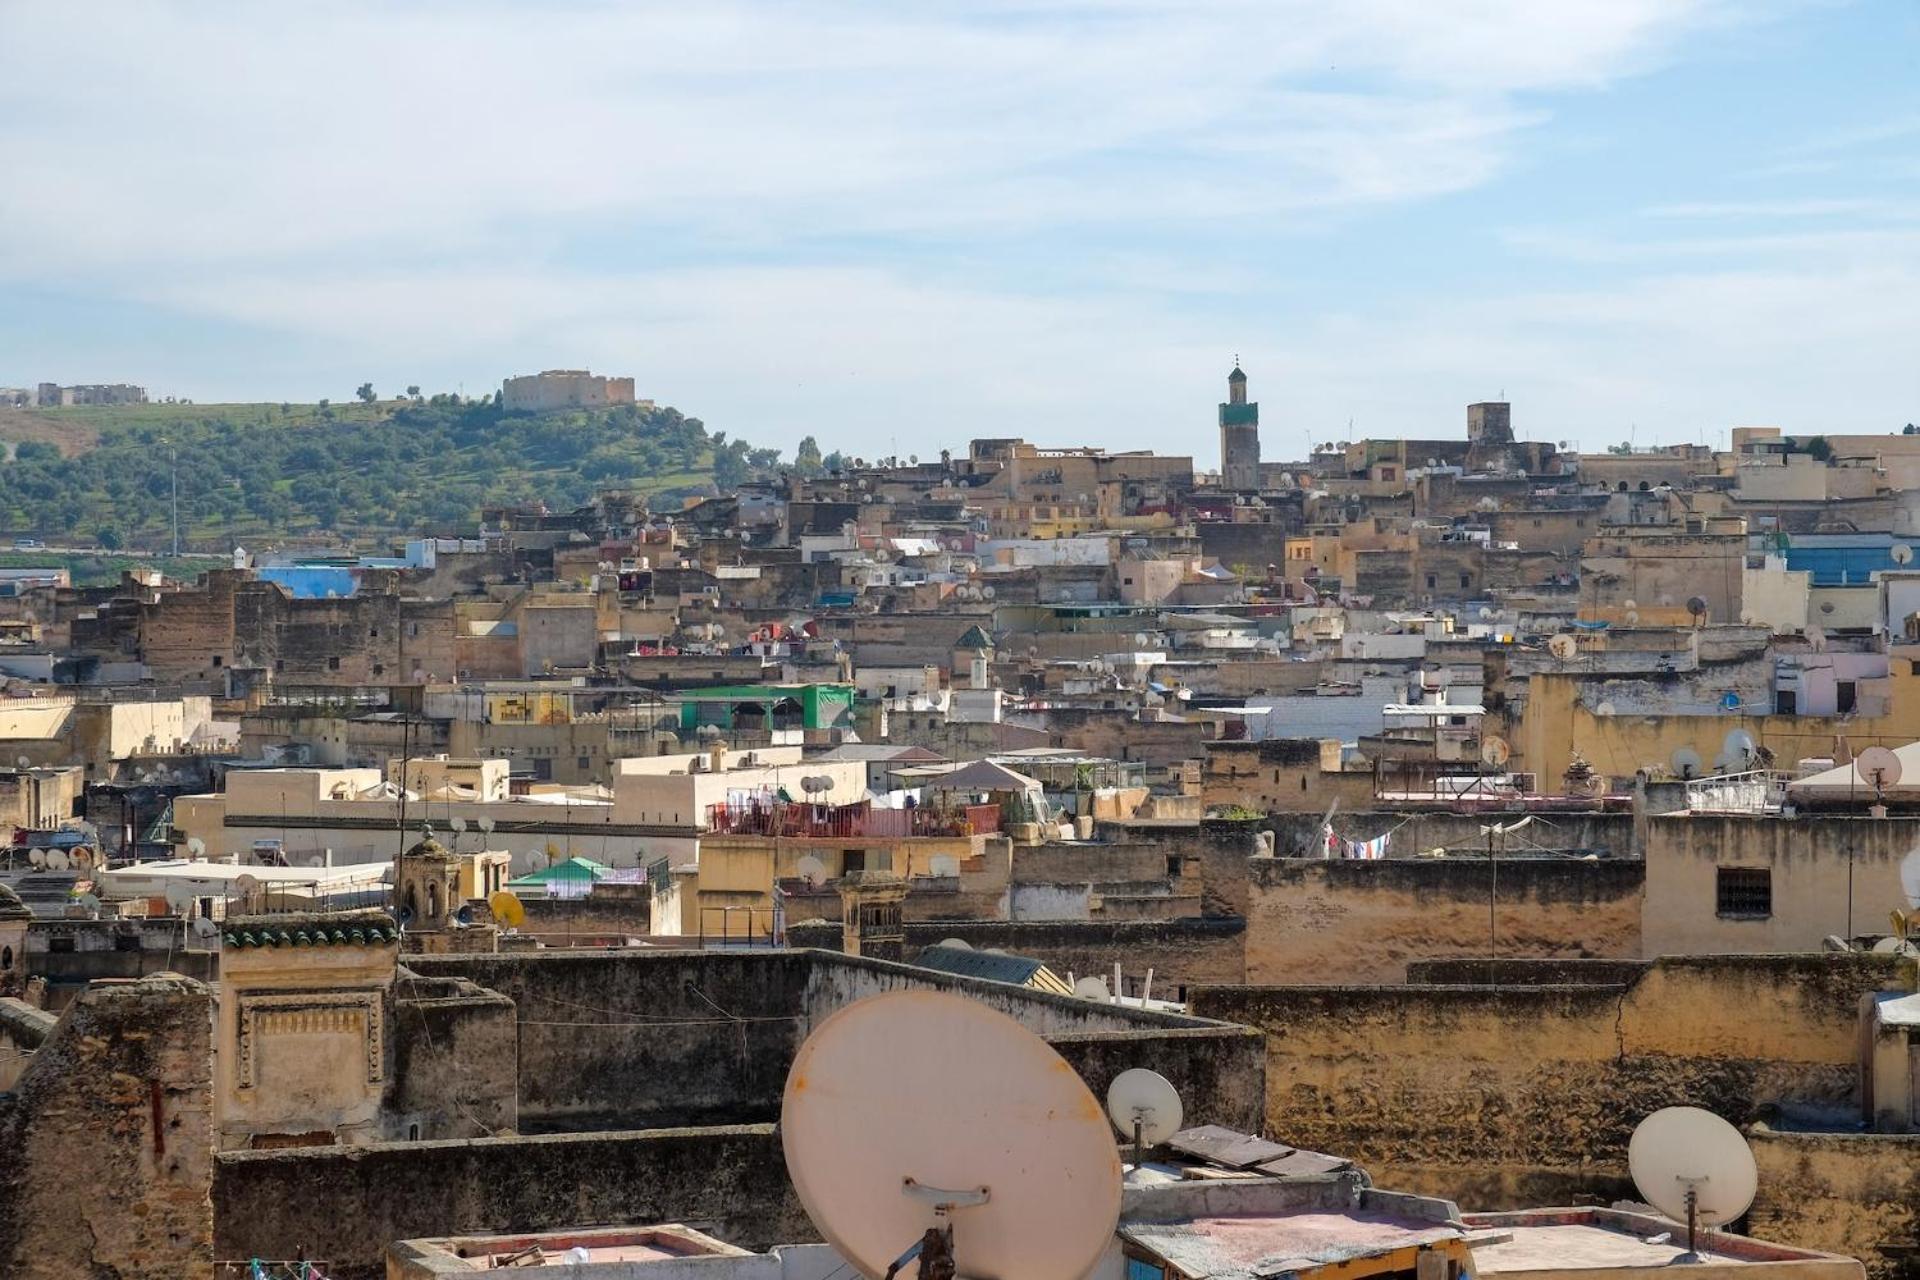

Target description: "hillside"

left=0, top=397, right=793, bottom=550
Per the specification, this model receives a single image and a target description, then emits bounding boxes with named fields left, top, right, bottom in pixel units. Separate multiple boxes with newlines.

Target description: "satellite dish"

left=1671, top=747, right=1705, bottom=780
left=1106, top=1068, right=1184, bottom=1150
left=305, top=852, right=326, bottom=868
left=1687, top=596, right=1709, bottom=619
left=164, top=882, right=194, bottom=911
left=45, top=850, right=68, bottom=871
left=477, top=817, right=496, bottom=834
left=1872, top=936, right=1920, bottom=956
left=1480, top=736, right=1512, bottom=768
left=488, top=890, right=525, bottom=929
left=1628, top=1107, right=1759, bottom=1254
left=1722, top=729, right=1757, bottom=767
left=1901, top=848, right=1920, bottom=910
left=1073, top=975, right=1112, bottom=1001
left=1895, top=544, right=1914, bottom=566
left=781, top=991, right=1121, bottom=1280
left=186, top=836, right=207, bottom=858
left=1548, top=633, right=1578, bottom=660
left=1625, top=609, right=1640, bottom=625
left=13, top=756, right=27, bottom=770
left=1623, top=599, right=1638, bottom=611
left=398, top=904, right=415, bottom=926
left=1721, top=691, right=1741, bottom=712
left=1856, top=746, right=1903, bottom=793
left=454, top=904, right=474, bottom=925
left=1478, top=606, right=1495, bottom=620
left=796, top=854, right=828, bottom=888
left=451, top=817, right=467, bottom=834
left=1596, top=701, right=1617, bottom=717
left=26, top=849, right=44, bottom=869
left=192, top=916, right=218, bottom=940
left=1805, top=625, right=1827, bottom=653
left=937, top=938, right=973, bottom=951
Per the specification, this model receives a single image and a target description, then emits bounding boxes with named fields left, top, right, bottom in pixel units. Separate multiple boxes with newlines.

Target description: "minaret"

left=1219, top=360, right=1260, bottom=490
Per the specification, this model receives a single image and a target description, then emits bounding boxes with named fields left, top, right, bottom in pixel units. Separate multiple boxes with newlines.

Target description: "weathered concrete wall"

left=407, top=951, right=810, bottom=1132
left=0, top=973, right=216, bottom=1280
left=1644, top=814, right=1920, bottom=957
left=787, top=916, right=1248, bottom=992
left=1262, top=811, right=1637, bottom=859
left=1246, top=857, right=1644, bottom=984
left=214, top=1125, right=814, bottom=1280
left=0, top=997, right=54, bottom=1089
left=1191, top=954, right=1899, bottom=1210
left=1749, top=1127, right=1920, bottom=1279
left=386, top=974, right=519, bottom=1140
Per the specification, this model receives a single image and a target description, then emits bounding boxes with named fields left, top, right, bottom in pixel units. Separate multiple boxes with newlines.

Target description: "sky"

left=1, top=1, right=1917, bottom=462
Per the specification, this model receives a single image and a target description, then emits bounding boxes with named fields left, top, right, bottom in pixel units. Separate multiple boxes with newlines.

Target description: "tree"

left=795, top=436, right=824, bottom=476
left=1805, top=436, right=1833, bottom=461
left=356, top=382, right=377, bottom=404
left=95, top=526, right=122, bottom=551
left=406, top=385, right=421, bottom=400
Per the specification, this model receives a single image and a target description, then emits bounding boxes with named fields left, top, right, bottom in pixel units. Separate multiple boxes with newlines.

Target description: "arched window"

left=1, top=945, right=11, bottom=970
left=427, top=882, right=441, bottom=919
left=404, top=885, right=419, bottom=920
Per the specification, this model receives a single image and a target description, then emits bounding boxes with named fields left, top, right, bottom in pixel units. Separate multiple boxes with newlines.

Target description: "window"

left=1460, top=574, right=1471, bottom=589
left=1165, top=855, right=1182, bottom=878
left=843, top=850, right=867, bottom=873
left=1716, top=867, right=1772, bottom=918
left=48, top=936, right=75, bottom=954
left=1776, top=690, right=1797, bottom=715
left=1837, top=681, right=1858, bottom=714
left=327, top=655, right=341, bottom=671
left=577, top=755, right=590, bottom=770
left=1426, top=575, right=1437, bottom=589
left=211, top=655, right=222, bottom=667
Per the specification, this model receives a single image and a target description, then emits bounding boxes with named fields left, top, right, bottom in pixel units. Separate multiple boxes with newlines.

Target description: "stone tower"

left=838, top=870, right=907, bottom=963
left=1219, top=363, right=1261, bottom=491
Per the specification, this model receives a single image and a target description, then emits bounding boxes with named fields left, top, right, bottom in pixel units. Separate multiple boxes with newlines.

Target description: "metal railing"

left=1684, top=770, right=1791, bottom=814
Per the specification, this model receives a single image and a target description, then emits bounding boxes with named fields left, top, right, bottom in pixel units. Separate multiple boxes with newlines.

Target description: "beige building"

left=500, top=368, right=637, bottom=413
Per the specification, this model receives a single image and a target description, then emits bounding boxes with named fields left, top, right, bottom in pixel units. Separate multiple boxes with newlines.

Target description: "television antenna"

left=781, top=991, right=1121, bottom=1280
left=1105, top=1068, right=1184, bottom=1169
left=1627, top=1106, right=1758, bottom=1260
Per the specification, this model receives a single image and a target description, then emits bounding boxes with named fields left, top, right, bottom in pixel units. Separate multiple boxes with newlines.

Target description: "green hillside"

left=0, top=396, right=792, bottom=550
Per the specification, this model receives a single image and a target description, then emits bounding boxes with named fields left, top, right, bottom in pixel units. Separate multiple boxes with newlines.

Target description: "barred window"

left=1716, top=867, right=1772, bottom=918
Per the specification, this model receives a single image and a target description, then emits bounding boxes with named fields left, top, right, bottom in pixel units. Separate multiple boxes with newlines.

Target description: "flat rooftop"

left=1467, top=1208, right=1864, bottom=1278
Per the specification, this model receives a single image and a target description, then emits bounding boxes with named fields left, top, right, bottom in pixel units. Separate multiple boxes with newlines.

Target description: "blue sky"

left=1, top=1, right=1916, bottom=461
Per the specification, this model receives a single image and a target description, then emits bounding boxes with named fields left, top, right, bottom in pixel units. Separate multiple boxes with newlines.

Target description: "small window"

left=843, top=850, right=867, bottom=873
left=577, top=755, right=590, bottom=770
left=1837, top=681, right=1857, bottom=714
left=211, top=655, right=223, bottom=667
left=1776, top=690, right=1797, bottom=715
left=1165, top=855, right=1182, bottom=878
left=327, top=655, right=341, bottom=671
left=1426, top=575, right=1437, bottom=589
left=1716, top=867, right=1772, bottom=918
left=48, top=936, right=75, bottom=954
left=1460, top=574, right=1471, bottom=589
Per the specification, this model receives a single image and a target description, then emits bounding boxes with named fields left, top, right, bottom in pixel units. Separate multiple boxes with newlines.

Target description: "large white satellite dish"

left=781, top=991, right=1121, bottom=1280
left=796, top=854, right=828, bottom=888
left=45, top=849, right=69, bottom=871
left=1106, top=1068, right=1184, bottom=1152
left=26, top=849, right=44, bottom=869
left=186, top=836, right=207, bottom=858
left=1856, top=747, right=1903, bottom=795
left=1547, top=633, right=1578, bottom=660
left=164, top=882, right=194, bottom=912
left=1073, top=975, right=1112, bottom=1002
left=1628, top=1106, right=1759, bottom=1257
left=1670, top=747, right=1705, bottom=780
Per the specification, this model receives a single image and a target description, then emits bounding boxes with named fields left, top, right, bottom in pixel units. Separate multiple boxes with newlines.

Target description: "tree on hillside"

left=406, top=385, right=421, bottom=400
left=356, top=382, right=377, bottom=404
left=795, top=436, right=824, bottom=476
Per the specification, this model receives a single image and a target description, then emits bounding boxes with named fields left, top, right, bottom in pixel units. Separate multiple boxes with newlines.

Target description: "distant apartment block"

left=4, top=382, right=149, bottom=408
left=501, top=368, right=638, bottom=413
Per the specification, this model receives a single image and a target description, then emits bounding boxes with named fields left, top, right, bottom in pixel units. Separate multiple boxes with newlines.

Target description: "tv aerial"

left=781, top=990, right=1121, bottom=1280
left=1627, top=1106, right=1758, bottom=1260
left=1106, top=1068, right=1184, bottom=1169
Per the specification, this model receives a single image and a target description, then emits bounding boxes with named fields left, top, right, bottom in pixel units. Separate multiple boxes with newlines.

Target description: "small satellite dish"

left=1596, top=701, right=1618, bottom=717
left=1478, top=606, right=1495, bottom=621
left=1074, top=975, right=1112, bottom=1001
left=1480, top=736, right=1512, bottom=768
left=1805, top=624, right=1827, bottom=653
left=1625, top=609, right=1640, bottom=625
left=45, top=850, right=68, bottom=872
left=191, top=916, right=218, bottom=940
left=1857, top=746, right=1903, bottom=793
left=234, top=873, right=259, bottom=902
left=477, top=817, right=496, bottom=834
left=1548, top=633, right=1578, bottom=660
left=186, top=836, right=207, bottom=858
left=451, top=817, right=467, bottom=834
left=1106, top=1068, right=1185, bottom=1150
left=398, top=904, right=415, bottom=926
left=26, top=849, right=44, bottom=869
left=305, top=852, right=326, bottom=868
left=1671, top=747, right=1705, bottom=780
left=937, top=938, right=973, bottom=951
left=1623, top=598, right=1638, bottom=611
left=1629, top=1107, right=1758, bottom=1253
left=488, top=890, right=526, bottom=929
left=1721, top=691, right=1741, bottom=712
left=164, top=882, right=194, bottom=911
left=781, top=991, right=1121, bottom=1280
left=1895, top=544, right=1914, bottom=566
left=1686, top=596, right=1709, bottom=619
left=454, top=903, right=474, bottom=925
left=13, top=756, right=28, bottom=770
left=796, top=854, right=828, bottom=888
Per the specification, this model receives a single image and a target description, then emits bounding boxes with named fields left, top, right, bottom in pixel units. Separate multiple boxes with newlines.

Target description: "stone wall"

left=386, top=973, right=519, bottom=1141
left=1261, top=810, right=1637, bottom=859
left=786, top=916, right=1248, bottom=992
left=0, top=997, right=54, bottom=1090
left=1245, top=856, right=1645, bottom=983
left=213, top=1125, right=813, bottom=1280
left=0, top=973, right=216, bottom=1280
left=1190, top=954, right=1899, bottom=1210
left=1748, top=1127, right=1920, bottom=1279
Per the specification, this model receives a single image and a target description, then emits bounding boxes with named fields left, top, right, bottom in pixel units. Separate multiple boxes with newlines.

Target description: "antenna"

left=1856, top=746, right=1903, bottom=812
left=1627, top=1107, right=1759, bottom=1260
left=1106, top=1068, right=1184, bottom=1169
left=1670, top=747, right=1705, bottom=780
left=186, top=836, right=207, bottom=859
left=781, top=991, right=1121, bottom=1280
